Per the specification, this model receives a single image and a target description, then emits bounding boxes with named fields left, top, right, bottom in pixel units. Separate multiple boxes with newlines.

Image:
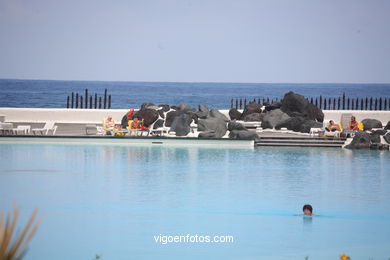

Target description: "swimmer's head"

left=302, top=204, right=313, bottom=216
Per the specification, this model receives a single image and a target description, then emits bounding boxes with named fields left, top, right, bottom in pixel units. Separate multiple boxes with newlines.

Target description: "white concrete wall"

left=0, top=108, right=129, bottom=124
left=0, top=107, right=389, bottom=125
left=323, top=110, right=390, bottom=124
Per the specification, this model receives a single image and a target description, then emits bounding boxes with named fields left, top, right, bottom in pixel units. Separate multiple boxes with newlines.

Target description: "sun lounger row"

left=0, top=122, right=57, bottom=135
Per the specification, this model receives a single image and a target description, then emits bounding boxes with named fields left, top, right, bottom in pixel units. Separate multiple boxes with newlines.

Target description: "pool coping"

left=0, top=135, right=255, bottom=148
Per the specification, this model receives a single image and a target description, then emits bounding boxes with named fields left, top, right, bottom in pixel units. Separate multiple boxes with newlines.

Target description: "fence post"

left=85, top=89, right=88, bottom=109
left=94, top=94, right=98, bottom=109
left=108, top=95, right=112, bottom=109
left=375, top=98, right=378, bottom=111
left=385, top=98, right=388, bottom=111
left=324, top=97, right=327, bottom=110
left=333, top=98, right=336, bottom=110
left=235, top=99, right=238, bottom=109
left=315, top=98, right=318, bottom=107
left=379, top=97, right=382, bottom=111
left=370, top=97, right=373, bottom=110
left=103, top=89, right=107, bottom=109
left=80, top=96, right=83, bottom=109
left=355, top=98, right=359, bottom=110
left=75, top=93, right=79, bottom=109
left=310, top=97, right=313, bottom=104
left=239, top=99, right=242, bottom=109
left=360, top=98, right=363, bottom=110
left=244, top=97, right=247, bottom=107
left=71, top=92, right=74, bottom=109
left=99, top=96, right=102, bottom=109
left=342, top=93, right=345, bottom=110
left=90, top=96, right=93, bottom=109
left=351, top=98, right=354, bottom=110
left=66, top=96, right=70, bottom=108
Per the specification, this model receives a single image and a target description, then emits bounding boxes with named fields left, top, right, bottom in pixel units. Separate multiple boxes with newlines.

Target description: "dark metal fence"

left=66, top=88, right=111, bottom=109
left=230, top=93, right=390, bottom=111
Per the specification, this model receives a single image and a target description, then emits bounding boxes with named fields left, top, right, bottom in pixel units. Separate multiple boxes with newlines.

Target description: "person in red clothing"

left=127, top=108, right=134, bottom=121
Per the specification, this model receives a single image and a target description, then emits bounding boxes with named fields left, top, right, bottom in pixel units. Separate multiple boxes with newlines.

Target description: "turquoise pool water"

left=0, top=143, right=390, bottom=260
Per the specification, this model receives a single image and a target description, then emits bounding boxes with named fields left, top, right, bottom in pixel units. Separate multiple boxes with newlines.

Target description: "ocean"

left=0, top=79, right=389, bottom=109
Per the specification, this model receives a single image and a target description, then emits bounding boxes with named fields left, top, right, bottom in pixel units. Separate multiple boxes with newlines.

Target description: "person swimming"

left=302, top=204, right=316, bottom=216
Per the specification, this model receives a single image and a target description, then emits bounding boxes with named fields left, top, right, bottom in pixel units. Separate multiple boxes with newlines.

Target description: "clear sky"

left=0, top=0, right=389, bottom=83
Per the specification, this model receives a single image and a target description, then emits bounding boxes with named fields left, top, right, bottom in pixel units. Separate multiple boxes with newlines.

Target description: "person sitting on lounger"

left=325, top=120, right=341, bottom=132
left=103, top=116, right=115, bottom=130
left=347, top=116, right=359, bottom=131
left=102, top=116, right=115, bottom=135
left=138, top=119, right=149, bottom=130
left=130, top=117, right=143, bottom=130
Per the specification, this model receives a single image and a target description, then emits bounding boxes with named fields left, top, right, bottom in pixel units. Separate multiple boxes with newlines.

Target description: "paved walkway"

left=6, top=122, right=321, bottom=138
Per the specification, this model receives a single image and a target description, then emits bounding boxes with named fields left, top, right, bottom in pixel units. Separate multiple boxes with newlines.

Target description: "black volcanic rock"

left=227, top=122, right=247, bottom=131
left=133, top=108, right=159, bottom=127
left=229, top=108, right=242, bottom=120
left=345, top=132, right=371, bottom=149
left=197, top=117, right=227, bottom=138
left=361, top=119, right=382, bottom=130
left=280, top=92, right=324, bottom=122
left=229, top=130, right=258, bottom=140
left=261, top=109, right=290, bottom=129
left=241, top=102, right=263, bottom=119
left=170, top=114, right=192, bottom=136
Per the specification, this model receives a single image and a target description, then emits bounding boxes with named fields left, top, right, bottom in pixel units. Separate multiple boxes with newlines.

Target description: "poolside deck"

left=2, top=122, right=348, bottom=148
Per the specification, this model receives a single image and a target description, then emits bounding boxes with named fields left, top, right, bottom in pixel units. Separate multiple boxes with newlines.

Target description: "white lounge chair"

left=12, top=125, right=31, bottom=135
left=310, top=127, right=323, bottom=137
left=150, top=127, right=170, bottom=136
left=32, top=122, right=57, bottom=135
left=96, top=126, right=105, bottom=135
left=340, top=113, right=353, bottom=131
left=0, top=122, right=13, bottom=135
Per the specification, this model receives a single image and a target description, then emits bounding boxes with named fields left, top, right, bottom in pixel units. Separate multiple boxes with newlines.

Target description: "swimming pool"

left=1, top=142, right=389, bottom=260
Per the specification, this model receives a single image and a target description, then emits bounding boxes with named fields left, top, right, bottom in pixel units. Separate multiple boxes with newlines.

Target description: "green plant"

left=0, top=205, right=41, bottom=260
